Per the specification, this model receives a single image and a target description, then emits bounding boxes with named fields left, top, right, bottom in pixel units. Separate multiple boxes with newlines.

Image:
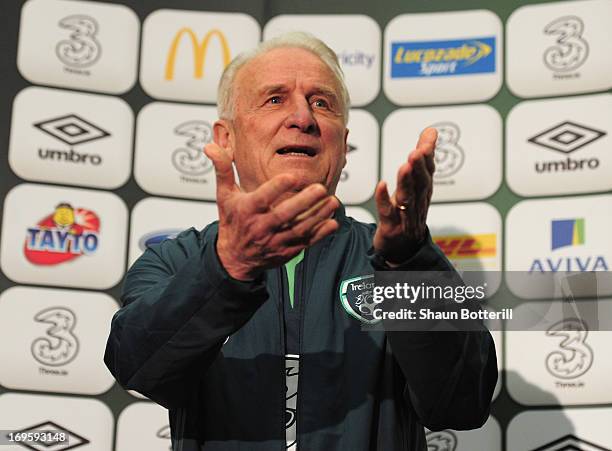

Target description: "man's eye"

left=313, top=98, right=329, bottom=108
left=268, top=96, right=282, bottom=104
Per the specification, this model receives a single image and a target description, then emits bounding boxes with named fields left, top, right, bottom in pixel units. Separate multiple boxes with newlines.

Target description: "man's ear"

left=342, top=127, right=349, bottom=168
left=213, top=119, right=234, bottom=160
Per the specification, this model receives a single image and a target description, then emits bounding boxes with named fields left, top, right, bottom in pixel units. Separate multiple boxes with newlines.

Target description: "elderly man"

left=105, top=32, right=497, bottom=451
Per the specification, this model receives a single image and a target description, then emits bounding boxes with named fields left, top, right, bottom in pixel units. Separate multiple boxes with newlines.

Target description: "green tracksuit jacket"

left=104, top=206, right=497, bottom=451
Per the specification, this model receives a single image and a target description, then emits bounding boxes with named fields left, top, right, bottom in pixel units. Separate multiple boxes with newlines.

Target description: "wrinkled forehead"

left=234, top=46, right=341, bottom=95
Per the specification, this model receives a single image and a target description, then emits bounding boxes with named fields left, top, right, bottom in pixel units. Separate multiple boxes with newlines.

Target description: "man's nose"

left=284, top=98, right=317, bottom=134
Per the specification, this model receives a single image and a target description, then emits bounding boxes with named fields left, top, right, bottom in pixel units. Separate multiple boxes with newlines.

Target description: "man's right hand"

left=205, top=143, right=340, bottom=281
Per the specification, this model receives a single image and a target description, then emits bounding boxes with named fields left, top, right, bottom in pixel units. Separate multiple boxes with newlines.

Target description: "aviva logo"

left=529, top=217, right=608, bottom=272
left=165, top=28, right=231, bottom=80
left=551, top=218, right=584, bottom=250
left=433, top=234, right=496, bottom=259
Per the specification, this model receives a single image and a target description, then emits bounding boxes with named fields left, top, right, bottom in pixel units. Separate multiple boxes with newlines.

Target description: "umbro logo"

left=8, top=420, right=90, bottom=450
left=528, top=121, right=606, bottom=154
left=529, top=121, right=606, bottom=174
left=531, top=434, right=610, bottom=451
left=34, top=114, right=110, bottom=147
left=33, top=114, right=109, bottom=166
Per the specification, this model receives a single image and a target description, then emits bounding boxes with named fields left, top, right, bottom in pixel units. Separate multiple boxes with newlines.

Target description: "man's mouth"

left=276, top=146, right=317, bottom=157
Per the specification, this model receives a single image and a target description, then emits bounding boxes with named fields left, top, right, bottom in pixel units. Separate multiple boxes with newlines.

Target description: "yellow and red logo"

left=433, top=234, right=496, bottom=259
left=24, top=203, right=100, bottom=265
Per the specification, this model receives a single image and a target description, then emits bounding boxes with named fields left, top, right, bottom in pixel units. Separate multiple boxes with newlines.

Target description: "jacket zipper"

left=294, top=248, right=308, bottom=451
left=277, top=267, right=288, bottom=451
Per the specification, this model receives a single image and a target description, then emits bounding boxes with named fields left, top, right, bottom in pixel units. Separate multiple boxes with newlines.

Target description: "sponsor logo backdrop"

left=1, top=0, right=611, bottom=450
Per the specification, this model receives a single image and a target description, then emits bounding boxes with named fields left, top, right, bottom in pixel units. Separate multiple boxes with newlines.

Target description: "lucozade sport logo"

left=24, top=203, right=100, bottom=265
left=391, top=37, right=495, bottom=78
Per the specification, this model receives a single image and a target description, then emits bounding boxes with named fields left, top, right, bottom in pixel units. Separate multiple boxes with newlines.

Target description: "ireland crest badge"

left=339, top=274, right=380, bottom=324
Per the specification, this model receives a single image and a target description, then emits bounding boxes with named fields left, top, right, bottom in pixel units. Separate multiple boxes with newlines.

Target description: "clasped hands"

left=205, top=128, right=437, bottom=281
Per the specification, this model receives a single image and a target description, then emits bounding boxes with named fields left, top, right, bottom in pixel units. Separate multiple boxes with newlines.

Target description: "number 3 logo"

left=543, top=16, right=589, bottom=72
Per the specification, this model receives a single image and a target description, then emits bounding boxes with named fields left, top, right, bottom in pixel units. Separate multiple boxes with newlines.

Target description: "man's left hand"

left=373, top=127, right=437, bottom=264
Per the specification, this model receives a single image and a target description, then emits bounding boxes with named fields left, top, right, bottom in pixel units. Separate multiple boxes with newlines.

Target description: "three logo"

left=172, top=120, right=214, bottom=178
left=431, top=122, right=464, bottom=182
left=545, top=319, right=593, bottom=380
left=543, top=16, right=589, bottom=76
left=56, top=15, right=101, bottom=73
left=426, top=430, right=457, bottom=451
left=31, top=307, right=80, bottom=368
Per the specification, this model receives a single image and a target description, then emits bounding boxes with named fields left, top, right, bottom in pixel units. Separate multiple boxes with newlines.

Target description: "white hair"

left=217, top=31, right=350, bottom=123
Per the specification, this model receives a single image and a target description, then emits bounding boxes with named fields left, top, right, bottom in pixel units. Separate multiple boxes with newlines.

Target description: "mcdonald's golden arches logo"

left=165, top=28, right=231, bottom=80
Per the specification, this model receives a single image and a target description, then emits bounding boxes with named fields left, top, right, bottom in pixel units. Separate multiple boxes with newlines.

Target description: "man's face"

left=219, top=47, right=349, bottom=194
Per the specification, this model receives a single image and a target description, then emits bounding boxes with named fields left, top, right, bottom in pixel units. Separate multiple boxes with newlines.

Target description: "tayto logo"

left=9, top=420, right=90, bottom=450
left=339, top=143, right=357, bottom=182
left=24, top=203, right=100, bottom=266
left=339, top=274, right=379, bottom=324
left=337, top=50, right=375, bottom=69
left=431, top=122, right=464, bottom=183
left=165, top=28, right=231, bottom=81
left=34, top=114, right=110, bottom=166
left=529, top=218, right=608, bottom=272
left=31, top=307, right=79, bottom=371
left=56, top=15, right=102, bottom=76
left=531, top=434, right=610, bottom=451
left=543, top=16, right=589, bottom=78
left=545, top=318, right=593, bottom=380
left=529, top=121, right=605, bottom=174
left=172, top=120, right=214, bottom=182
left=551, top=218, right=584, bottom=250
left=138, top=229, right=183, bottom=252
left=433, top=234, right=496, bottom=260
left=391, top=37, right=495, bottom=78
left=426, top=430, right=457, bottom=451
